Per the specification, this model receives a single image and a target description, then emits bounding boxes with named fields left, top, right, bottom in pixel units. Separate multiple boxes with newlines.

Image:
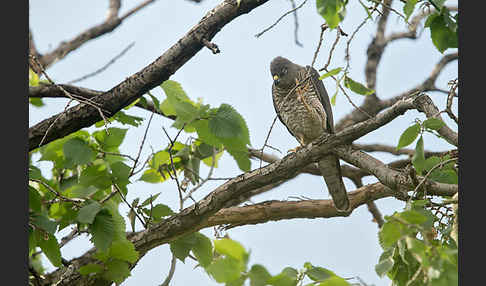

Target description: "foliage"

left=376, top=200, right=457, bottom=286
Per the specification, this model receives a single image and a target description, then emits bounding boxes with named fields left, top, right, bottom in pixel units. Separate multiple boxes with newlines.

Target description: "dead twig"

left=254, top=0, right=308, bottom=38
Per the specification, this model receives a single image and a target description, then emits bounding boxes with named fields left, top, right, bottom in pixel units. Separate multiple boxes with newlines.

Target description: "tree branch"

left=29, top=0, right=271, bottom=151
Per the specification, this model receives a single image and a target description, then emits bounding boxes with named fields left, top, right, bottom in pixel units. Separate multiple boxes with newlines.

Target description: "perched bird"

left=270, top=56, right=349, bottom=211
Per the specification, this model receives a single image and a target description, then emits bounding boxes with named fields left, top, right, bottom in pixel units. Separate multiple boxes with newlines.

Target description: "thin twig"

left=182, top=148, right=217, bottom=203
left=162, top=125, right=186, bottom=211
left=130, top=111, right=155, bottom=176
left=321, top=26, right=344, bottom=71
left=29, top=179, right=84, bottom=205
left=254, top=0, right=308, bottom=38
left=259, top=116, right=279, bottom=170
left=311, top=24, right=328, bottom=68
left=112, top=183, right=147, bottom=228
left=160, top=254, right=177, bottom=286
left=289, top=0, right=303, bottom=47
left=412, top=158, right=457, bottom=198
left=67, top=42, right=135, bottom=84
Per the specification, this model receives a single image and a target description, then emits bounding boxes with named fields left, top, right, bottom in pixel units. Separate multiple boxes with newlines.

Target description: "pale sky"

left=29, top=1, right=458, bottom=285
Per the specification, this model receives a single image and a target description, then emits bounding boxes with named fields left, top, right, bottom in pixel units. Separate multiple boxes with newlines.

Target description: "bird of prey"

left=270, top=56, right=349, bottom=211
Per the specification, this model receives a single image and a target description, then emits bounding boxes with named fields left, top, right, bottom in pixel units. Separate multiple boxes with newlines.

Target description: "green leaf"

left=89, top=210, right=115, bottom=252
left=268, top=267, right=298, bottom=286
left=79, top=164, right=112, bottom=189
left=102, top=259, right=131, bottom=284
left=170, top=233, right=197, bottom=262
left=429, top=169, right=458, bottom=184
left=316, top=0, right=344, bottom=29
left=249, top=264, right=271, bottom=286
left=36, top=232, right=62, bottom=267
left=306, top=266, right=334, bottom=281
left=396, top=123, right=420, bottom=150
left=375, top=256, right=394, bottom=278
left=79, top=264, right=104, bottom=275
left=109, top=239, right=139, bottom=263
left=29, top=186, right=42, bottom=213
left=29, top=68, right=40, bottom=86
left=399, top=210, right=427, bottom=225
left=192, top=233, right=213, bottom=268
left=193, top=119, right=224, bottom=148
left=379, top=221, right=402, bottom=248
left=139, top=169, right=163, bottom=183
left=423, top=117, right=445, bottom=130
left=112, top=111, right=144, bottom=127
left=430, top=0, right=446, bottom=10
left=403, top=0, right=418, bottom=20
left=110, top=161, right=131, bottom=186
left=358, top=0, right=372, bottom=20
left=93, top=128, right=128, bottom=151
left=209, top=104, right=243, bottom=138
left=214, top=238, right=247, bottom=261
left=31, top=214, right=58, bottom=234
left=344, top=75, right=374, bottom=95
left=412, top=136, right=426, bottom=175
left=77, top=201, right=102, bottom=224
left=150, top=151, right=171, bottom=169
left=29, top=97, right=45, bottom=107
left=143, top=203, right=174, bottom=219
left=140, top=192, right=161, bottom=207
left=202, top=149, right=224, bottom=168
left=330, top=90, right=338, bottom=106
left=319, top=67, right=342, bottom=80
left=430, top=14, right=457, bottom=53
left=161, top=80, right=199, bottom=123
left=225, top=148, right=251, bottom=172
left=207, top=257, right=243, bottom=283
left=316, top=275, right=350, bottom=286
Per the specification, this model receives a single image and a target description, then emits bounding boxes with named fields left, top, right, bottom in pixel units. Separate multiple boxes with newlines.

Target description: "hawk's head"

left=270, top=56, right=298, bottom=89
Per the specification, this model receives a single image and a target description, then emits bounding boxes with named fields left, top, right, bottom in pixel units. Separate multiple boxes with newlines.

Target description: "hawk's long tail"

left=318, top=154, right=350, bottom=212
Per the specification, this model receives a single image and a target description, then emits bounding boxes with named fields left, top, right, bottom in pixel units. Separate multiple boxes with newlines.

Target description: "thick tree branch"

left=29, top=0, right=271, bottom=151
left=42, top=93, right=454, bottom=286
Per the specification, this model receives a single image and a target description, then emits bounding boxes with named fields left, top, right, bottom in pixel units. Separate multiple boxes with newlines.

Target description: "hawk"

left=270, top=56, right=349, bottom=211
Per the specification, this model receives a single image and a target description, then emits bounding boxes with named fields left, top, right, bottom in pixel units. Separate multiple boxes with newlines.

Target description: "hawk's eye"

left=281, top=67, right=287, bottom=76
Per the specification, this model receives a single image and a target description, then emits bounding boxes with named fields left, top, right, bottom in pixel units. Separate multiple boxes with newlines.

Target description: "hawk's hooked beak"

left=273, top=75, right=280, bottom=85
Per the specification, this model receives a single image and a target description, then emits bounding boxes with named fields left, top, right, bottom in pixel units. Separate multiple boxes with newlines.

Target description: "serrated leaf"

left=79, top=164, right=112, bottom=189
left=93, top=128, right=128, bottom=151
left=344, top=75, right=374, bottom=95
left=399, top=210, right=427, bottom=225
left=249, top=264, right=271, bottom=286
left=202, top=149, right=224, bottom=168
left=429, top=169, right=458, bottom=184
left=192, top=232, right=213, bottom=268
left=31, top=214, right=58, bottom=234
left=29, top=186, right=42, bottom=213
left=209, top=104, right=243, bottom=139
left=396, top=123, right=421, bottom=150
left=89, top=210, right=115, bottom=252
left=161, top=80, right=199, bottom=123
left=319, top=67, right=342, bottom=80
left=306, top=266, right=334, bottom=281
left=375, top=257, right=394, bottom=277
left=110, top=161, right=131, bottom=186
left=214, top=238, right=247, bottom=261
left=207, top=256, right=242, bottom=283
left=109, top=239, right=139, bottom=263
left=79, top=263, right=104, bottom=275
left=170, top=233, right=197, bottom=262
left=36, top=231, right=62, bottom=267
left=140, top=192, right=161, bottom=207
left=423, top=117, right=445, bottom=130
left=193, top=119, right=224, bottom=148
left=412, top=136, right=426, bottom=175
left=112, top=111, right=144, bottom=127
left=316, top=275, right=350, bottom=286
left=139, top=169, right=163, bottom=183
left=77, top=201, right=102, bottom=224
left=403, top=0, right=418, bottom=20
left=102, top=259, right=131, bottom=284
left=430, top=14, right=457, bottom=53
left=316, top=0, right=344, bottom=29
left=29, top=97, right=45, bottom=107
left=379, top=221, right=402, bottom=248
left=143, top=203, right=174, bottom=219
left=225, top=148, right=251, bottom=172
left=268, top=267, right=298, bottom=286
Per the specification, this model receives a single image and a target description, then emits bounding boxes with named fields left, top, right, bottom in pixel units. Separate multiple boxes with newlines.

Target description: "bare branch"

left=67, top=42, right=135, bottom=84
left=254, top=0, right=307, bottom=38
left=29, top=0, right=272, bottom=151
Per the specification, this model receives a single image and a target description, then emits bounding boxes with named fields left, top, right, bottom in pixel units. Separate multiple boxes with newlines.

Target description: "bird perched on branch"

left=270, top=56, right=349, bottom=211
